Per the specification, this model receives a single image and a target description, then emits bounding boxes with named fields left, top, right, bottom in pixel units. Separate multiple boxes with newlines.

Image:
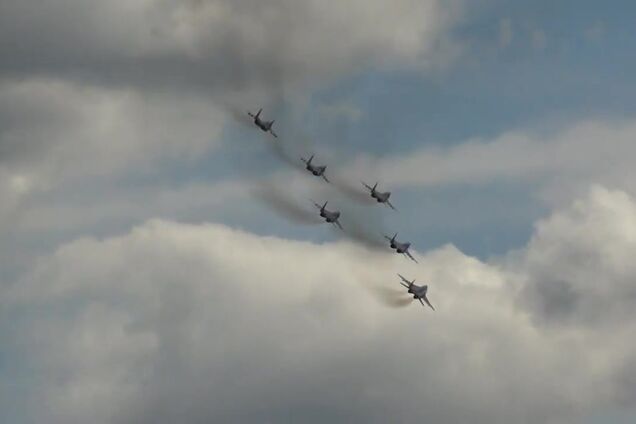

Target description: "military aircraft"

left=301, top=155, right=330, bottom=182
left=397, top=274, right=435, bottom=310
left=362, top=182, right=396, bottom=210
left=247, top=108, right=277, bottom=138
left=384, top=233, right=418, bottom=263
left=312, top=200, right=343, bottom=230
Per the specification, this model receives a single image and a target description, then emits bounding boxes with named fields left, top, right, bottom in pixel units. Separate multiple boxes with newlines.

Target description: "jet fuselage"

left=391, top=241, right=411, bottom=253
left=373, top=190, right=391, bottom=203
left=307, top=164, right=326, bottom=176
left=254, top=117, right=273, bottom=132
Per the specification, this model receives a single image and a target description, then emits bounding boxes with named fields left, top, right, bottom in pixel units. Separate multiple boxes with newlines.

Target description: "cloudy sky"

left=1, top=1, right=636, bottom=423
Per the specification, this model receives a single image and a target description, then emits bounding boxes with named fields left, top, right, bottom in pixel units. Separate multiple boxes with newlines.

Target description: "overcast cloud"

left=0, top=0, right=459, bottom=93
left=1, top=1, right=636, bottom=423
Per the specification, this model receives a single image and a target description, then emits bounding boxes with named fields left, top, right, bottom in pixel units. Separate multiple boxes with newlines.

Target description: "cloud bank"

left=4, top=185, right=636, bottom=423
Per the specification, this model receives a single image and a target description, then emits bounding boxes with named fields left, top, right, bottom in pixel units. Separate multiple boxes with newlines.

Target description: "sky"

left=1, top=1, right=636, bottom=423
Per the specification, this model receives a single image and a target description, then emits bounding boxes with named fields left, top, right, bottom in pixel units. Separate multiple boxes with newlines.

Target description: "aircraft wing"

left=397, top=273, right=411, bottom=284
left=333, top=220, right=344, bottom=231
left=361, top=181, right=373, bottom=191
left=321, top=174, right=330, bottom=183
left=270, top=129, right=278, bottom=138
left=405, top=250, right=419, bottom=263
left=397, top=274, right=411, bottom=289
left=386, top=200, right=397, bottom=211
left=420, top=296, right=435, bottom=311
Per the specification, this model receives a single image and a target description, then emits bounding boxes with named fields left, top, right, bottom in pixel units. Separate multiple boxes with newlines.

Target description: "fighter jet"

left=301, top=155, right=330, bottom=182
left=312, top=200, right=343, bottom=230
left=397, top=274, right=435, bottom=310
left=247, top=108, right=277, bottom=138
left=362, top=182, right=396, bottom=210
left=384, top=233, right=418, bottom=263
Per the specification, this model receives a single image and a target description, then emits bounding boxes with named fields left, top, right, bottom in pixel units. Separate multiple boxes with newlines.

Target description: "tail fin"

left=392, top=232, right=397, bottom=242
left=372, top=182, right=378, bottom=191
left=256, top=108, right=262, bottom=118
left=307, top=154, right=314, bottom=165
left=322, top=201, right=328, bottom=211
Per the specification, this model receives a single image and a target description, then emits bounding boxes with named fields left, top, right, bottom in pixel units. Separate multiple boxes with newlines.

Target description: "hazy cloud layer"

left=0, top=79, right=226, bottom=183
left=4, top=186, right=636, bottom=423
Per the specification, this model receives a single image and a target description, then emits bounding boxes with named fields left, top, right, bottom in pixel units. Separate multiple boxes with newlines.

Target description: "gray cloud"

left=0, top=0, right=459, bottom=93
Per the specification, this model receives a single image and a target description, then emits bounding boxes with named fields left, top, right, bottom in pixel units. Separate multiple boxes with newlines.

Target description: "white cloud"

left=513, top=185, right=636, bottom=327
left=5, top=186, right=636, bottom=423
left=338, top=119, right=636, bottom=207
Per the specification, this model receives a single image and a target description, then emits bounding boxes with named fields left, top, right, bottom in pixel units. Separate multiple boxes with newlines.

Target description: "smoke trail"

left=367, top=286, right=413, bottom=308
left=331, top=175, right=376, bottom=204
left=336, top=202, right=388, bottom=251
left=252, top=181, right=322, bottom=225
left=353, top=275, right=414, bottom=308
left=225, top=104, right=254, bottom=128
left=340, top=220, right=386, bottom=251
left=270, top=138, right=306, bottom=170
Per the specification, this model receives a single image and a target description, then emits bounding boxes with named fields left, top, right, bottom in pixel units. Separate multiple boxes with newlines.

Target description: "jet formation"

left=248, top=107, right=434, bottom=311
